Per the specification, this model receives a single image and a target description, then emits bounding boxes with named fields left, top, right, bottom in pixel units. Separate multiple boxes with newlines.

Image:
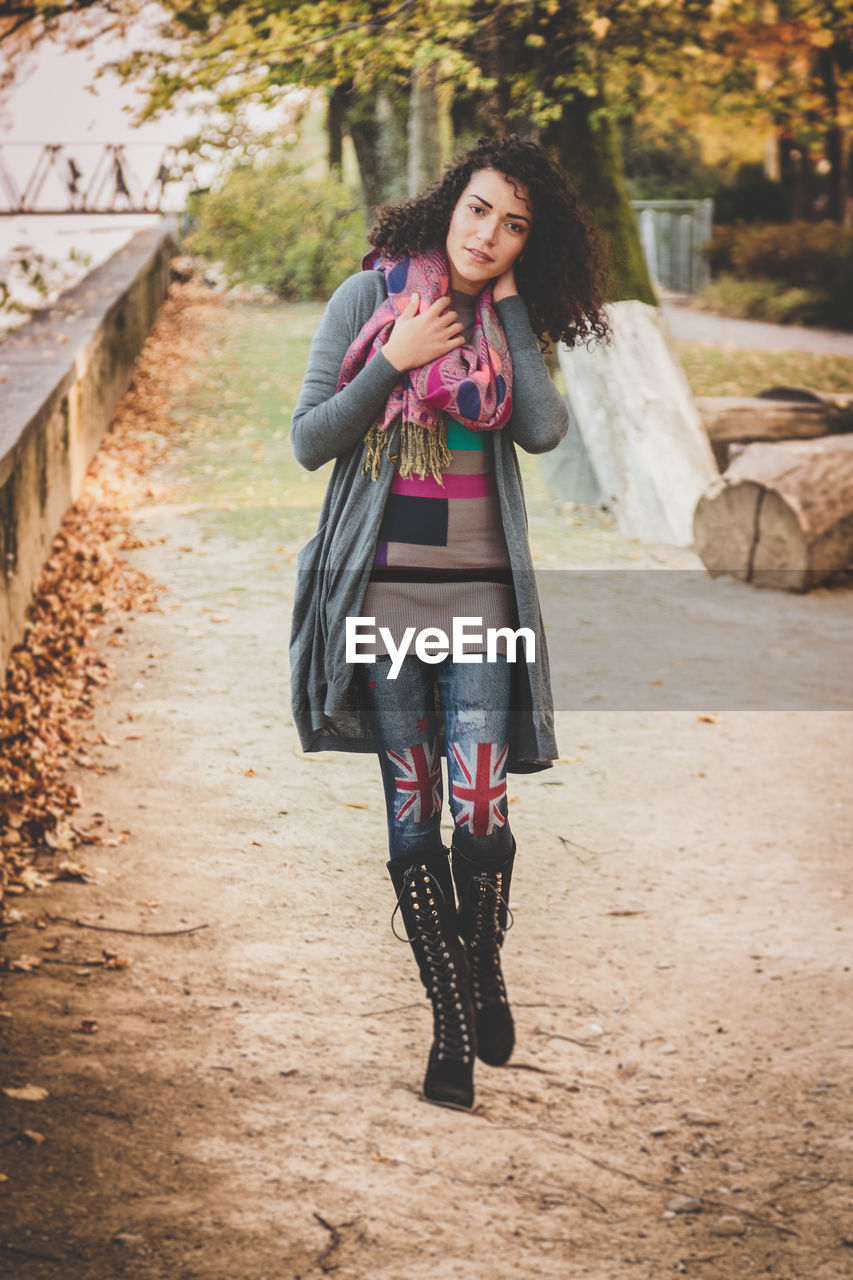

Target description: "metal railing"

left=0, top=141, right=195, bottom=214
left=632, top=198, right=714, bottom=295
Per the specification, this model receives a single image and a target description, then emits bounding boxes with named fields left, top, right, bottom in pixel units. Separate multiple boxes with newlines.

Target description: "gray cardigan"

left=289, top=269, right=569, bottom=772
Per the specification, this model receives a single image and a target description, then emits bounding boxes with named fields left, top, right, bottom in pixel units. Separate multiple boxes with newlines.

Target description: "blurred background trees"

left=2, top=0, right=852, bottom=323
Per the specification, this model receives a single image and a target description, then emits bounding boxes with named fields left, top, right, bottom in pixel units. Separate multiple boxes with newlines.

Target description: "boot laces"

left=390, top=865, right=445, bottom=942
left=393, top=865, right=472, bottom=1063
left=469, top=872, right=514, bottom=1010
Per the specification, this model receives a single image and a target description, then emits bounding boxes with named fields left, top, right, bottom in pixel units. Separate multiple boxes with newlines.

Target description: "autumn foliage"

left=704, top=220, right=853, bottom=327
left=0, top=279, right=215, bottom=927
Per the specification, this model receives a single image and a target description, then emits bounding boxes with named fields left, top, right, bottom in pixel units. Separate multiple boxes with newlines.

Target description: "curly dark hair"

left=368, top=135, right=612, bottom=351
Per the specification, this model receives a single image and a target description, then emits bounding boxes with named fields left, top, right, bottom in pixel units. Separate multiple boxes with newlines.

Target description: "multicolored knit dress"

left=360, top=290, right=517, bottom=656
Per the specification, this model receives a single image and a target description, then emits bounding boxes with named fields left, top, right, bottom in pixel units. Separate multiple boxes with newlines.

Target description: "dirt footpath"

left=1, top=296, right=852, bottom=1280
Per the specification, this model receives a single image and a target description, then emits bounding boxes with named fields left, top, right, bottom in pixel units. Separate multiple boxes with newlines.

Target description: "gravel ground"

left=1, top=290, right=851, bottom=1280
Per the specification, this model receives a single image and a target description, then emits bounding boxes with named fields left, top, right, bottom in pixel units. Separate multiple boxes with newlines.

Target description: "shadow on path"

left=2, top=293, right=851, bottom=1280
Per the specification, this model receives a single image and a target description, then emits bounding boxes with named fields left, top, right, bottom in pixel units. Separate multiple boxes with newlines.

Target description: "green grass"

left=675, top=344, right=853, bottom=397
left=170, top=301, right=329, bottom=544
left=167, top=298, right=852, bottom=554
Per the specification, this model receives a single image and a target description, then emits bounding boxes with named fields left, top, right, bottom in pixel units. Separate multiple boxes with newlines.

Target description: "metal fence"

left=0, top=142, right=192, bottom=215
left=632, top=198, right=714, bottom=295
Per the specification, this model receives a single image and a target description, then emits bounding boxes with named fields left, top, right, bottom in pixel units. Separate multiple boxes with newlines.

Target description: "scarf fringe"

left=361, top=417, right=452, bottom=484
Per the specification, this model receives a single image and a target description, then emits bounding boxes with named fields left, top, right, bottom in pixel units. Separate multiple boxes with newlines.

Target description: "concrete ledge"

left=0, top=220, right=177, bottom=668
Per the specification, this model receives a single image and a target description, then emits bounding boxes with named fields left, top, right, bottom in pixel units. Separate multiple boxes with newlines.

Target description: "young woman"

left=290, top=135, right=610, bottom=1110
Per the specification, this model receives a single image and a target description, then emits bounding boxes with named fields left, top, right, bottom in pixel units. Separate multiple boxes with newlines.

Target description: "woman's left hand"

left=492, top=266, right=519, bottom=302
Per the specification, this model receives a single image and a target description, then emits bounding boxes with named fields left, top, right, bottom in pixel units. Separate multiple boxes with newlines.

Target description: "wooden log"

left=693, top=435, right=853, bottom=592
left=557, top=299, right=718, bottom=545
left=695, top=391, right=853, bottom=471
left=696, top=395, right=853, bottom=443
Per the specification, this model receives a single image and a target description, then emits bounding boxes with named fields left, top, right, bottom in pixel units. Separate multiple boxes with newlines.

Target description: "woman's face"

left=445, top=168, right=532, bottom=295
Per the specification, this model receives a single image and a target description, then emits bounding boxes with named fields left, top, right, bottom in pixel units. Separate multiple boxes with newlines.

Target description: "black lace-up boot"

left=451, top=841, right=515, bottom=1067
left=386, top=848, right=477, bottom=1110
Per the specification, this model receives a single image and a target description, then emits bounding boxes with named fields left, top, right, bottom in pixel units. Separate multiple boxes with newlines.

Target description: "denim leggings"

left=357, top=652, right=515, bottom=866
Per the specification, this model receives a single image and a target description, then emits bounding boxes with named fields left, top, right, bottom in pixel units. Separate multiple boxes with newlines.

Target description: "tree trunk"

left=825, top=122, right=846, bottom=224
left=542, top=97, right=656, bottom=305
left=407, top=67, right=443, bottom=196
left=344, top=84, right=409, bottom=221
left=693, top=435, right=853, bottom=591
left=817, top=47, right=845, bottom=223
left=778, top=133, right=816, bottom=220
left=555, top=299, right=717, bottom=544
left=327, top=85, right=346, bottom=173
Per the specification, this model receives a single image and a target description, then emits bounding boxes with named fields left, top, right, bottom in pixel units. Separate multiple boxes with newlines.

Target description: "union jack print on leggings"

left=451, top=741, right=508, bottom=837
left=386, top=739, right=442, bottom=823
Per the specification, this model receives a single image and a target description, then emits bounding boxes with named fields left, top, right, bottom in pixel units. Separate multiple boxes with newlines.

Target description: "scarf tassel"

left=361, top=417, right=453, bottom=484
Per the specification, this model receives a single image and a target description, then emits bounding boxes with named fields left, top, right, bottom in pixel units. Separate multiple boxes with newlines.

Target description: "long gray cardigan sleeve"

left=291, top=272, right=399, bottom=471
left=495, top=295, right=570, bottom=453
left=290, top=272, right=569, bottom=466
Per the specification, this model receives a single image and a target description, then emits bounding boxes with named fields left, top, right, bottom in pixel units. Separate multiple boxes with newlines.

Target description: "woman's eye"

left=507, top=222, right=525, bottom=234
left=469, top=204, right=485, bottom=215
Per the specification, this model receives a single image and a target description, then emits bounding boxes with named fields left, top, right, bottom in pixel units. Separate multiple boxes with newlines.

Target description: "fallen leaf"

left=22, top=1130, right=45, bottom=1145
left=52, top=861, right=91, bottom=882
left=712, top=1215, right=746, bottom=1237
left=74, top=825, right=106, bottom=844
left=683, top=1109, right=722, bottom=1126
left=43, top=818, right=78, bottom=851
left=99, top=830, right=129, bottom=847
left=667, top=1195, right=702, bottom=1214
left=0, top=280, right=211, bottom=928
left=15, top=868, right=51, bottom=891
left=74, top=1019, right=99, bottom=1035
left=697, top=713, right=719, bottom=724
left=3, top=1084, right=49, bottom=1102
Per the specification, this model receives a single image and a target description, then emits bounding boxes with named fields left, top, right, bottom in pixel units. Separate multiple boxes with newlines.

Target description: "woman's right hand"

left=381, top=293, right=466, bottom=372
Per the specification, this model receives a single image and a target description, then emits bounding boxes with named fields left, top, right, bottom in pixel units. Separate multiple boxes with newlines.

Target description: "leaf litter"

left=0, top=281, right=215, bottom=926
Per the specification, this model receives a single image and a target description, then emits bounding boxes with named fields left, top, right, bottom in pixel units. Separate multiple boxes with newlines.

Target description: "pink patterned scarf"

left=337, top=248, right=513, bottom=481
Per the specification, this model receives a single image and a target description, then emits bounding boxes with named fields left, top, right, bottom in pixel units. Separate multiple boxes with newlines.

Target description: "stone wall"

left=0, top=221, right=177, bottom=670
